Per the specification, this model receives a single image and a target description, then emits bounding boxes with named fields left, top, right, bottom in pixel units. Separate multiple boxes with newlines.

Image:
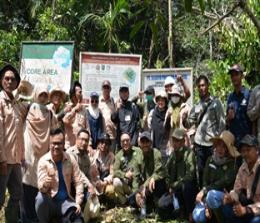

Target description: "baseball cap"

left=228, top=64, right=243, bottom=74
left=139, top=131, right=152, bottom=142
left=102, top=80, right=111, bottom=88
left=98, top=133, right=111, bottom=144
left=144, top=86, right=155, bottom=95
left=90, top=92, right=99, bottom=98
left=239, top=134, right=258, bottom=148
left=172, top=128, right=186, bottom=140
left=119, top=83, right=129, bottom=91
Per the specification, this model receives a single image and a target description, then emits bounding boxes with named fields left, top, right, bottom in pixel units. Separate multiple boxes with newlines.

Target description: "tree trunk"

left=168, top=0, right=173, bottom=68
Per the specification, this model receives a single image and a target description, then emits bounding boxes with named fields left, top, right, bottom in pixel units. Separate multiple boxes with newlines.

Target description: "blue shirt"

left=227, top=87, right=252, bottom=145
left=54, top=161, right=69, bottom=202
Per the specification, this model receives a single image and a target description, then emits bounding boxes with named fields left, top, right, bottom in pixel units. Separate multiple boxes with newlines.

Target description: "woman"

left=47, top=87, right=67, bottom=128
left=147, top=90, right=171, bottom=163
left=22, top=86, right=57, bottom=222
left=193, top=130, right=240, bottom=223
left=89, top=133, right=114, bottom=201
left=166, top=86, right=194, bottom=148
left=86, top=92, right=104, bottom=149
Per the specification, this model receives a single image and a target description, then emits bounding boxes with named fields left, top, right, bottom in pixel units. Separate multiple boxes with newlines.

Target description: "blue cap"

left=90, top=92, right=99, bottom=98
left=192, top=202, right=206, bottom=223
left=206, top=190, right=225, bottom=209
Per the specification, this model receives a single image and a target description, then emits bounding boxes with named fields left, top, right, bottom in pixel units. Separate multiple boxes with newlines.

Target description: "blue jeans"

left=223, top=204, right=260, bottom=223
left=0, top=164, right=22, bottom=223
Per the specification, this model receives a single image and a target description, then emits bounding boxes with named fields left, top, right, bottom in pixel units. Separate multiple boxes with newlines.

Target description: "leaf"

left=130, top=21, right=145, bottom=39
left=198, top=0, right=205, bottom=13
left=184, top=0, right=193, bottom=12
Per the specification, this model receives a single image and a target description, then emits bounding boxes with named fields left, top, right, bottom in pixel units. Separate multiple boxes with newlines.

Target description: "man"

left=223, top=134, right=260, bottom=223
left=113, top=133, right=142, bottom=204
left=247, top=84, right=260, bottom=145
left=63, top=81, right=89, bottom=149
left=99, top=80, right=116, bottom=151
left=129, top=131, right=166, bottom=215
left=226, top=64, right=252, bottom=146
left=185, top=75, right=225, bottom=187
left=111, top=84, right=140, bottom=147
left=35, top=128, right=84, bottom=223
left=0, top=64, right=28, bottom=222
left=66, top=129, right=94, bottom=193
left=158, top=128, right=197, bottom=220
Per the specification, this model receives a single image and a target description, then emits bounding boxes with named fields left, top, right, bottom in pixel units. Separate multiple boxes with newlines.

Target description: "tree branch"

left=239, top=0, right=260, bottom=35
left=200, top=3, right=240, bottom=35
left=192, top=7, right=218, bottom=20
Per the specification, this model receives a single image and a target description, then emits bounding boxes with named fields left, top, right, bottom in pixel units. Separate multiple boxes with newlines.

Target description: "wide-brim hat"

left=168, top=86, right=181, bottom=97
left=210, top=130, right=240, bottom=158
left=16, top=80, right=34, bottom=100
left=0, top=64, right=20, bottom=89
left=49, top=87, right=66, bottom=102
left=155, top=90, right=168, bottom=102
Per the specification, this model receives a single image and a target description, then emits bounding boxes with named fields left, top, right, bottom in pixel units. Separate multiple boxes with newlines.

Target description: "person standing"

left=185, top=75, right=225, bottom=188
left=22, top=86, right=57, bottom=222
left=226, top=64, right=252, bottom=146
left=0, top=64, right=28, bottom=222
left=86, top=92, right=104, bottom=150
left=111, top=84, right=140, bottom=147
left=63, top=81, right=88, bottom=149
left=99, top=80, right=117, bottom=151
left=247, top=84, right=260, bottom=145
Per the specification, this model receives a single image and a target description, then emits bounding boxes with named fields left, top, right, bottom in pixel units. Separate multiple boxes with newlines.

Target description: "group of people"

left=0, top=62, right=259, bottom=223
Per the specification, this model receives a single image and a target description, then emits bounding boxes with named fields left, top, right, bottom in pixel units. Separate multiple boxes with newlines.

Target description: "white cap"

left=164, top=76, right=176, bottom=86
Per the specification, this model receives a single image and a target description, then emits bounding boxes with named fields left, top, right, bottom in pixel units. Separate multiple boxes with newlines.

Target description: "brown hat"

left=210, top=130, right=240, bottom=158
left=49, top=87, right=66, bottom=102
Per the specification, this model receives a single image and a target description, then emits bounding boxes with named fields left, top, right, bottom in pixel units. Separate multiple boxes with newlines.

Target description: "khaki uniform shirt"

left=247, top=85, right=260, bottom=144
left=233, top=158, right=260, bottom=215
left=37, top=151, right=84, bottom=205
left=99, top=96, right=116, bottom=139
left=66, top=145, right=91, bottom=187
left=0, top=91, right=28, bottom=164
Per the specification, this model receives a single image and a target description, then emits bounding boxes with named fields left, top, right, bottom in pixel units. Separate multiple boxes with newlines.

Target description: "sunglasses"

left=91, top=99, right=98, bottom=103
left=103, top=85, right=110, bottom=89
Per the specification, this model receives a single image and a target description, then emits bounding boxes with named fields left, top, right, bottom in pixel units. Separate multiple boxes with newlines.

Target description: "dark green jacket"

left=203, top=156, right=238, bottom=192
left=113, top=146, right=142, bottom=186
left=132, top=148, right=164, bottom=191
left=166, top=146, right=196, bottom=190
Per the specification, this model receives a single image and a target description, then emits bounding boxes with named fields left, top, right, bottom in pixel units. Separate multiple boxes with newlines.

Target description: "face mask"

left=146, top=95, right=153, bottom=101
left=171, top=96, right=180, bottom=104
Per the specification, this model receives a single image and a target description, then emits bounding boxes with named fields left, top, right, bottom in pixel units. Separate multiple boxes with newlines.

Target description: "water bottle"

left=140, top=203, right=146, bottom=219
left=172, top=194, right=180, bottom=210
